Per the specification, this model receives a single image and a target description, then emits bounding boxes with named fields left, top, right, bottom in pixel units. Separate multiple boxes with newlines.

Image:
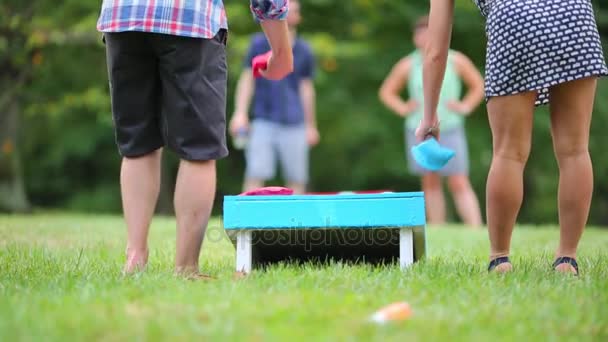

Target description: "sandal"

left=552, top=256, right=579, bottom=276
left=488, top=256, right=511, bottom=272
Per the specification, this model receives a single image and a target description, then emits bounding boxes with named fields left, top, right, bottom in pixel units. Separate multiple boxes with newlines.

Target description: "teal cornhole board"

left=223, top=192, right=426, bottom=272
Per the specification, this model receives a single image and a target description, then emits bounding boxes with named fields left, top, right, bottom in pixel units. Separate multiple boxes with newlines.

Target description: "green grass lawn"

left=1, top=214, right=607, bottom=341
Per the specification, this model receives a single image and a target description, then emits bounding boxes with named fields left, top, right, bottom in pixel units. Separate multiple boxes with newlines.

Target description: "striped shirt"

left=97, top=0, right=289, bottom=38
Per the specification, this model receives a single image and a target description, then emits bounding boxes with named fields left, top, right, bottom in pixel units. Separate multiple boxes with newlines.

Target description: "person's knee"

left=448, top=175, right=471, bottom=193
left=284, top=164, right=308, bottom=192
left=493, top=141, right=530, bottom=164
left=553, top=139, right=589, bottom=161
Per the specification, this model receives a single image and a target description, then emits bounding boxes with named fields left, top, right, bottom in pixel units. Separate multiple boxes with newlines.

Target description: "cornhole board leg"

left=400, top=228, right=414, bottom=269
left=236, top=230, right=252, bottom=273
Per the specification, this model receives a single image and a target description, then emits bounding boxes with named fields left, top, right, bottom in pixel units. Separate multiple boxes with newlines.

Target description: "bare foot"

left=233, top=271, right=248, bottom=280
left=174, top=265, right=216, bottom=280
left=488, top=256, right=512, bottom=274
left=123, top=248, right=148, bottom=274
left=554, top=263, right=578, bottom=275
left=180, top=272, right=216, bottom=281
left=492, top=262, right=513, bottom=273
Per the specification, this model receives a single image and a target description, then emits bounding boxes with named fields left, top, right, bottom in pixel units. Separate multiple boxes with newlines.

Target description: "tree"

left=2, top=0, right=608, bottom=225
left=0, top=0, right=102, bottom=212
left=0, top=3, right=36, bottom=212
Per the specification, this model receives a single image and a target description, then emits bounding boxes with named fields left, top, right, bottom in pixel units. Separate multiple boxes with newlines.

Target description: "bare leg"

left=174, top=159, right=217, bottom=276
left=422, top=173, right=446, bottom=225
left=447, top=175, right=482, bottom=228
left=486, top=91, right=537, bottom=272
left=243, top=178, right=264, bottom=192
left=287, top=182, right=306, bottom=194
left=121, top=149, right=162, bottom=273
left=549, top=77, right=596, bottom=274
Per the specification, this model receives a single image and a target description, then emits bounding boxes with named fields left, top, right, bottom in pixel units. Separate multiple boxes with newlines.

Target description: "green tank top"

left=405, top=50, right=464, bottom=132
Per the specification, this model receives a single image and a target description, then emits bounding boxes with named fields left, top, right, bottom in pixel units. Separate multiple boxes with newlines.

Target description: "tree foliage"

left=3, top=0, right=608, bottom=225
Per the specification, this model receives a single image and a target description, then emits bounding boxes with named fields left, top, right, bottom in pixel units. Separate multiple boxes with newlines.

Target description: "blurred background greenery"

left=1, top=0, right=608, bottom=225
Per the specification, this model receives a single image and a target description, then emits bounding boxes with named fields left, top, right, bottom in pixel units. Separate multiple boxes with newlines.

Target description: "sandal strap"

left=488, top=256, right=510, bottom=272
left=553, top=256, right=579, bottom=274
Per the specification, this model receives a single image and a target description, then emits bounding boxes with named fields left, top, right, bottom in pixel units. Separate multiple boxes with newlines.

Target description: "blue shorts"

left=405, top=126, right=470, bottom=176
left=245, top=120, right=309, bottom=184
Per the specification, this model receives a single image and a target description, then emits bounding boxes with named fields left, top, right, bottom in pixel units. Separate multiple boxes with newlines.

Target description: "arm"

left=230, top=0, right=292, bottom=135
left=235, top=70, right=255, bottom=116
left=229, top=70, right=255, bottom=135
left=251, top=0, right=293, bottom=79
left=300, top=79, right=316, bottom=129
left=418, top=0, right=455, bottom=140
left=299, top=78, right=320, bottom=146
left=378, top=57, right=417, bottom=117
left=449, top=51, right=484, bottom=115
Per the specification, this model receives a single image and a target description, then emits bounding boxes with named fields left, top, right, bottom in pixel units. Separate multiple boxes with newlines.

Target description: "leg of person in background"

left=548, top=77, right=596, bottom=275
left=121, top=148, right=162, bottom=274
left=174, top=159, right=217, bottom=278
left=279, top=124, right=308, bottom=195
left=422, top=173, right=446, bottom=225
left=448, top=174, right=482, bottom=228
left=243, top=121, right=275, bottom=192
left=243, top=178, right=265, bottom=192
left=486, top=91, right=536, bottom=273
left=287, top=182, right=306, bottom=195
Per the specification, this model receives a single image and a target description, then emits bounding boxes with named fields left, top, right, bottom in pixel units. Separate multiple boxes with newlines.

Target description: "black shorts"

left=104, top=30, right=229, bottom=161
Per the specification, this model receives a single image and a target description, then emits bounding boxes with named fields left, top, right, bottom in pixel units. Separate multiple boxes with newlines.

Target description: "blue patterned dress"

left=473, top=0, right=608, bottom=105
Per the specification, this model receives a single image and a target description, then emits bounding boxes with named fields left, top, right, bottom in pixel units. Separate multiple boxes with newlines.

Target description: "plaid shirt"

left=97, top=0, right=288, bottom=38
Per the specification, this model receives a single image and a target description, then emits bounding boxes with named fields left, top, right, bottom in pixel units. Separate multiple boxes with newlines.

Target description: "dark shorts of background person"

left=104, top=30, right=229, bottom=161
left=405, top=126, right=470, bottom=176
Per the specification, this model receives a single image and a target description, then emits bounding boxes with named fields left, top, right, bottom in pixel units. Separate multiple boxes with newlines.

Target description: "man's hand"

left=260, top=52, right=293, bottom=80
left=229, top=112, right=250, bottom=136
left=306, top=126, right=320, bottom=146
left=260, top=20, right=293, bottom=80
left=446, top=100, right=473, bottom=115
